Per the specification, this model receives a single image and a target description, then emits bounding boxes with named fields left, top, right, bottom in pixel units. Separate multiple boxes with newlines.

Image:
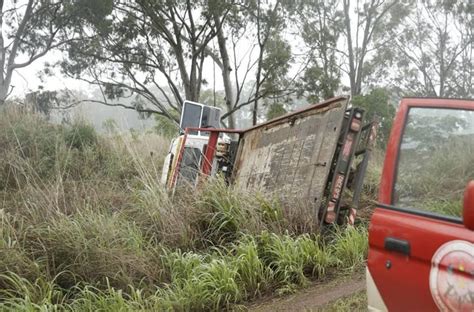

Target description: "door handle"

left=384, top=237, right=410, bottom=256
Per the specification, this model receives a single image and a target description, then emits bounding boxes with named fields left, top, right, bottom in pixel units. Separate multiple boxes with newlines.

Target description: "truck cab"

left=367, top=98, right=474, bottom=311
left=161, top=100, right=229, bottom=188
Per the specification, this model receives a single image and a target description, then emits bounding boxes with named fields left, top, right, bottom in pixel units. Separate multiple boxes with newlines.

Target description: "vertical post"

left=169, top=130, right=188, bottom=189
left=201, top=131, right=219, bottom=176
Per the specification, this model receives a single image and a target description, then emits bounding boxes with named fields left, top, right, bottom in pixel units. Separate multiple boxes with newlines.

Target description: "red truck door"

left=367, top=98, right=474, bottom=311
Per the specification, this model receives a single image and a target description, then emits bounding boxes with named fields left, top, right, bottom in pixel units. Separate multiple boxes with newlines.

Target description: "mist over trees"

left=1, top=0, right=473, bottom=127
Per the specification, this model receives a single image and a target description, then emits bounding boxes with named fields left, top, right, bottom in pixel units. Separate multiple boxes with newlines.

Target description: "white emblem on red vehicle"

left=429, top=240, right=474, bottom=312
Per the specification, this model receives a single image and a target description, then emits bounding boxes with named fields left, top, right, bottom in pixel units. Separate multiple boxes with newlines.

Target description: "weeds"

left=330, top=226, right=369, bottom=272
left=0, top=108, right=373, bottom=310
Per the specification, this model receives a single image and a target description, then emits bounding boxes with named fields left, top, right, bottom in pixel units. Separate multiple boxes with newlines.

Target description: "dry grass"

left=0, top=107, right=371, bottom=310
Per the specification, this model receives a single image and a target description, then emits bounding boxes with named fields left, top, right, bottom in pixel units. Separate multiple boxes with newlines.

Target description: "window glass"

left=394, top=107, right=474, bottom=217
left=200, top=106, right=211, bottom=137
left=181, top=103, right=202, bottom=134
left=177, top=147, right=202, bottom=186
left=201, top=106, right=211, bottom=128
left=200, top=106, right=221, bottom=136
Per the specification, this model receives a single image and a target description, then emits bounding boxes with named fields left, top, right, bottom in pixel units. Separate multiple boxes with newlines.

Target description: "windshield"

left=394, top=107, right=474, bottom=217
left=180, top=103, right=202, bottom=134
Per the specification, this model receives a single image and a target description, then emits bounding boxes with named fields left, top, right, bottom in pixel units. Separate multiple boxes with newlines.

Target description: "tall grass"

left=0, top=107, right=371, bottom=310
left=0, top=228, right=368, bottom=311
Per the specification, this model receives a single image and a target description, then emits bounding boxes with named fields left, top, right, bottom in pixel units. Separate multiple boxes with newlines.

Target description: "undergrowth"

left=0, top=108, right=371, bottom=311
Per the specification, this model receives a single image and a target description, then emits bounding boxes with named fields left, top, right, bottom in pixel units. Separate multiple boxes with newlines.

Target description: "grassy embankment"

left=0, top=108, right=377, bottom=311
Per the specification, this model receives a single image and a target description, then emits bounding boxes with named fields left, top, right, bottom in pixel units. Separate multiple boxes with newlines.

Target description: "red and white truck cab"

left=367, top=98, right=474, bottom=311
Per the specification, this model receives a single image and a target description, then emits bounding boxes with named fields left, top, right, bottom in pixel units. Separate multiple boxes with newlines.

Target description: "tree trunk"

left=0, top=85, right=7, bottom=105
left=0, top=0, right=6, bottom=104
left=253, top=48, right=264, bottom=126
left=343, top=0, right=357, bottom=97
left=214, top=16, right=235, bottom=129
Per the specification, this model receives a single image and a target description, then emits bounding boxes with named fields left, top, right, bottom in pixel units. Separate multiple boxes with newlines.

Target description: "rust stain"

left=233, top=98, right=349, bottom=217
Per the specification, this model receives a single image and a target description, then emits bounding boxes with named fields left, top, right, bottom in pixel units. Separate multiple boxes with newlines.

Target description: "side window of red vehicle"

left=393, top=107, right=474, bottom=218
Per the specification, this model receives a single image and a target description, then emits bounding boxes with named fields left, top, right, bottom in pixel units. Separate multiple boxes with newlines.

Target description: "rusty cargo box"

left=232, top=97, right=349, bottom=212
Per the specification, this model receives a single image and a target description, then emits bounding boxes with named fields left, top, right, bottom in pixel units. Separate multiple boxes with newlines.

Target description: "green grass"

left=0, top=229, right=368, bottom=311
left=0, top=108, right=371, bottom=310
left=330, top=226, right=369, bottom=272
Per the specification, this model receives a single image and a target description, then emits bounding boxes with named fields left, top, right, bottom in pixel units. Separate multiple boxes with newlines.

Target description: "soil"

left=248, top=271, right=366, bottom=312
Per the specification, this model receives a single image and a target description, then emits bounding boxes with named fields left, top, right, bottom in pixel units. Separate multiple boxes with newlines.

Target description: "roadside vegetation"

left=318, top=290, right=367, bottom=312
left=0, top=108, right=372, bottom=311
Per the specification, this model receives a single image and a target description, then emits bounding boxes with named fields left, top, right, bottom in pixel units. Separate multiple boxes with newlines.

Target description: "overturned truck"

left=161, top=96, right=377, bottom=227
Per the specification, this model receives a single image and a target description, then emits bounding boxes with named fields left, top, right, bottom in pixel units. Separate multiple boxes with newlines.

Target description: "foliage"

left=266, top=103, right=287, bottom=120
left=63, top=122, right=98, bottom=150
left=340, top=0, right=411, bottom=96
left=0, top=228, right=367, bottom=311
left=154, top=114, right=179, bottom=139
left=58, top=0, right=226, bottom=121
left=4, top=0, right=472, bottom=125
left=296, top=0, right=342, bottom=102
left=194, top=179, right=264, bottom=246
left=351, top=88, right=396, bottom=146
left=330, top=226, right=369, bottom=272
left=387, top=0, right=473, bottom=97
left=0, top=0, right=81, bottom=103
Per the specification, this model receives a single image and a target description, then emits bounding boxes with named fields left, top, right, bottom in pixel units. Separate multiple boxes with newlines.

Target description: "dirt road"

left=249, top=273, right=366, bottom=312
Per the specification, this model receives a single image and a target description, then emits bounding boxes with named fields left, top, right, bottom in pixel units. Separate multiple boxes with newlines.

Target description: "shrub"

left=63, top=122, right=98, bottom=151
left=330, top=226, right=368, bottom=272
left=258, top=232, right=330, bottom=289
left=232, top=236, right=269, bottom=298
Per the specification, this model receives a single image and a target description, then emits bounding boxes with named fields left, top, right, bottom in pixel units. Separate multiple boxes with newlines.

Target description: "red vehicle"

left=367, top=98, right=474, bottom=311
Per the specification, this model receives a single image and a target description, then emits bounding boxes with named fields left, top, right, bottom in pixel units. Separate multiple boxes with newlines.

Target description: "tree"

left=296, top=0, right=343, bottom=103
left=341, top=0, right=409, bottom=96
left=351, top=88, right=395, bottom=146
left=59, top=0, right=229, bottom=123
left=53, top=0, right=313, bottom=128
left=390, top=1, right=473, bottom=97
left=0, top=0, right=82, bottom=104
left=265, top=102, right=287, bottom=120
left=248, top=0, right=300, bottom=125
left=212, top=0, right=295, bottom=126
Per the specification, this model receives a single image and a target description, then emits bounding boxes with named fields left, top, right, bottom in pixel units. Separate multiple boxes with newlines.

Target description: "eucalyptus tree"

left=0, top=0, right=81, bottom=104
left=390, top=0, right=473, bottom=97
left=59, top=0, right=229, bottom=123
left=340, top=0, right=409, bottom=96
left=296, top=0, right=343, bottom=102
left=208, top=0, right=295, bottom=126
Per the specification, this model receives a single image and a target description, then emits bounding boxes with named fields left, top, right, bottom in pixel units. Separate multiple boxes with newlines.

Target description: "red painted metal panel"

left=201, top=131, right=219, bottom=176
left=378, top=97, right=474, bottom=204
left=369, top=97, right=474, bottom=311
